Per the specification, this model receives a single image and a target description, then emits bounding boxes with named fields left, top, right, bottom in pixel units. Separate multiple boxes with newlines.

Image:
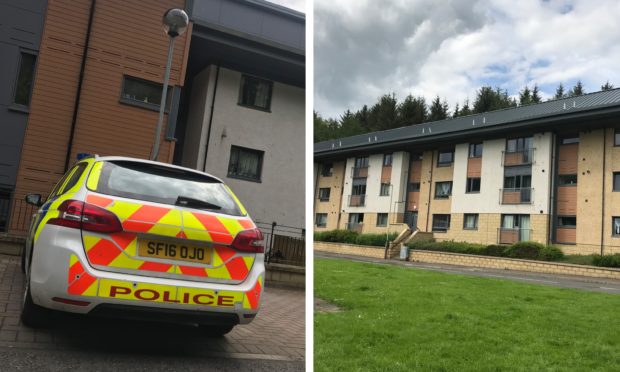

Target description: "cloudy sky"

left=315, top=0, right=620, bottom=119
left=270, top=0, right=306, bottom=13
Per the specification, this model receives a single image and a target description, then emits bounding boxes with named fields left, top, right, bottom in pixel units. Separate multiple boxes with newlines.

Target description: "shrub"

left=407, top=240, right=486, bottom=255
left=538, top=245, right=564, bottom=261
left=314, top=230, right=399, bottom=247
left=504, top=241, right=545, bottom=260
left=482, top=245, right=508, bottom=257
left=592, top=254, right=620, bottom=268
left=314, top=230, right=358, bottom=244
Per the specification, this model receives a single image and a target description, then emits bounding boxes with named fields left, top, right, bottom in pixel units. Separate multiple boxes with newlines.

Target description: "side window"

left=59, top=163, right=88, bottom=195
left=47, top=168, right=77, bottom=200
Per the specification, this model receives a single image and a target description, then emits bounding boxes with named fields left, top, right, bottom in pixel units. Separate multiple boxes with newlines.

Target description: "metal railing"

left=500, top=188, right=533, bottom=204
left=497, top=228, right=532, bottom=244
left=348, top=194, right=366, bottom=207
left=502, top=148, right=535, bottom=166
left=351, top=166, right=369, bottom=178
left=4, top=196, right=37, bottom=235
left=346, top=223, right=363, bottom=233
left=256, top=221, right=305, bottom=267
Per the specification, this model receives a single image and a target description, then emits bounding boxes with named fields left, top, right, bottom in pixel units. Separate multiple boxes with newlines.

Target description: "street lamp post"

left=151, top=8, right=189, bottom=161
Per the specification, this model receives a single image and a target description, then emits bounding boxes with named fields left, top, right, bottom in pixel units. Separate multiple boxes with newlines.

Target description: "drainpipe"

left=600, top=129, right=607, bottom=256
left=202, top=64, right=220, bottom=172
left=425, top=151, right=434, bottom=231
left=313, top=163, right=320, bottom=226
left=64, top=0, right=96, bottom=171
left=547, top=132, right=557, bottom=246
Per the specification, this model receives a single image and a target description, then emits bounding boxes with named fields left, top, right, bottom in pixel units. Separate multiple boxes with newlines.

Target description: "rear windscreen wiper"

left=175, top=196, right=222, bottom=211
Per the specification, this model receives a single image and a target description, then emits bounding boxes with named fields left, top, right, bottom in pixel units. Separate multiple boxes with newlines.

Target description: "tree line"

left=315, top=80, right=615, bottom=142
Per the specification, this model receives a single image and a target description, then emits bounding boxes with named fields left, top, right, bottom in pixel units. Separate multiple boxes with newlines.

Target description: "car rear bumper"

left=30, top=226, right=265, bottom=325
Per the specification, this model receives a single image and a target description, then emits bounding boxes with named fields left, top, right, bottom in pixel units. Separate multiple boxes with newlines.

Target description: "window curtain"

left=232, top=150, right=259, bottom=178
left=519, top=215, right=530, bottom=241
left=502, top=215, right=514, bottom=228
left=614, top=219, right=620, bottom=235
left=438, top=182, right=451, bottom=196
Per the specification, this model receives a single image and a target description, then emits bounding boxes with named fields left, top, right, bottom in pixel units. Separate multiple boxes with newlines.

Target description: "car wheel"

left=20, top=248, right=25, bottom=274
left=201, top=324, right=235, bottom=337
left=21, top=260, right=50, bottom=328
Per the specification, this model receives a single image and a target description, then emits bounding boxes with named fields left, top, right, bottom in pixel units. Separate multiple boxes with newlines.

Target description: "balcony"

left=500, top=188, right=533, bottom=204
left=498, top=228, right=532, bottom=244
left=346, top=223, right=363, bottom=233
left=348, top=194, right=366, bottom=207
left=502, top=149, right=535, bottom=166
left=351, top=166, right=369, bottom=178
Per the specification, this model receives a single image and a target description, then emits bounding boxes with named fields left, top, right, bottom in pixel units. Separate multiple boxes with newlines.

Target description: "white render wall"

left=183, top=66, right=305, bottom=229
left=451, top=132, right=552, bottom=215
left=341, top=151, right=408, bottom=214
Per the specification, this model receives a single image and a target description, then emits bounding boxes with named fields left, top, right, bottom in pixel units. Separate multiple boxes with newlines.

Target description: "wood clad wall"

left=380, top=166, right=391, bottom=183
left=10, top=0, right=189, bottom=233
left=556, top=186, right=577, bottom=215
left=558, top=144, right=578, bottom=174
left=467, top=157, right=481, bottom=177
left=409, top=160, right=422, bottom=182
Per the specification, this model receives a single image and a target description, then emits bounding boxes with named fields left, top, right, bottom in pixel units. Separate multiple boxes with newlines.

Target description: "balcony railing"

left=348, top=194, right=366, bottom=207
left=498, top=228, right=532, bottom=244
left=500, top=188, right=533, bottom=204
left=351, top=166, right=369, bottom=178
left=502, top=148, right=535, bottom=166
left=346, top=223, right=363, bottom=233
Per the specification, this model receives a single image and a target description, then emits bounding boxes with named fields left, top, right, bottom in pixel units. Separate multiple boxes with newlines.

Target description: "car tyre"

left=202, top=324, right=235, bottom=337
left=21, top=261, right=50, bottom=328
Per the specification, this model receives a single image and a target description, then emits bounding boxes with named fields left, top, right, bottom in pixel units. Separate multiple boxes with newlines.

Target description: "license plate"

left=138, top=239, right=212, bottom=265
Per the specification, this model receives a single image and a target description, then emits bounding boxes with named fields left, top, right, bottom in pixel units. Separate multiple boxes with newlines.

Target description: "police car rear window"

left=91, top=161, right=243, bottom=216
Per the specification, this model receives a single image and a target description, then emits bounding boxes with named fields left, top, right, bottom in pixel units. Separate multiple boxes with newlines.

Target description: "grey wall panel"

left=191, top=0, right=305, bottom=53
left=0, top=0, right=47, bottom=188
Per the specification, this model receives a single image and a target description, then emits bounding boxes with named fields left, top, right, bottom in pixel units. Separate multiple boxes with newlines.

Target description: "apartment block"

left=314, top=89, right=620, bottom=254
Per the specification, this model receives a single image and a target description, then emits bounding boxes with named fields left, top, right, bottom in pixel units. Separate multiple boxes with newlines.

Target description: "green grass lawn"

left=315, top=258, right=620, bottom=372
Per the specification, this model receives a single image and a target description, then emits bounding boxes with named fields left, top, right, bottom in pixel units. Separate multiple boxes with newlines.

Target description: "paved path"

left=0, top=255, right=305, bottom=371
left=316, top=251, right=620, bottom=294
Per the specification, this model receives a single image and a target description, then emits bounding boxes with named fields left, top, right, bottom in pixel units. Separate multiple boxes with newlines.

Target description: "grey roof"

left=189, top=0, right=305, bottom=54
left=315, top=88, right=620, bottom=156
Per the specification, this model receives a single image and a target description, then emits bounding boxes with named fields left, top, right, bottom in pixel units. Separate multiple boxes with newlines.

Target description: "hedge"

left=592, top=254, right=620, bottom=268
left=314, top=230, right=399, bottom=247
left=406, top=240, right=564, bottom=262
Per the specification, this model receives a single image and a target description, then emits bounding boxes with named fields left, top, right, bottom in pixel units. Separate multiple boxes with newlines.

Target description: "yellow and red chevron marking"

left=243, top=275, right=263, bottom=310
left=67, top=255, right=246, bottom=308
left=68, top=255, right=98, bottom=296
left=82, top=232, right=255, bottom=281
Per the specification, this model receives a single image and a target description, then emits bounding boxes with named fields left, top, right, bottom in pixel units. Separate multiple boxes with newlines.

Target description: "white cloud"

left=315, top=0, right=620, bottom=118
left=267, top=0, right=306, bottom=13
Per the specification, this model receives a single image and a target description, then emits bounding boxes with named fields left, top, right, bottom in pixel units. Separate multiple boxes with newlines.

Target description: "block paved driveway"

left=0, top=255, right=305, bottom=371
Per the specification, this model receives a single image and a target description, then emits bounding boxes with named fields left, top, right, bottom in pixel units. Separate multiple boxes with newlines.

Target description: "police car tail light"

left=48, top=200, right=84, bottom=229
left=49, top=200, right=122, bottom=233
left=231, top=228, right=264, bottom=253
left=81, top=203, right=123, bottom=233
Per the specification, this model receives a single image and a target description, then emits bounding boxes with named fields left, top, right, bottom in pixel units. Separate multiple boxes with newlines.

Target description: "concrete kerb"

left=0, top=235, right=24, bottom=256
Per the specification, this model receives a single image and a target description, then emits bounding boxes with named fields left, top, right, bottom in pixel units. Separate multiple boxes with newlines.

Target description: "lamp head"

left=163, top=8, right=189, bottom=37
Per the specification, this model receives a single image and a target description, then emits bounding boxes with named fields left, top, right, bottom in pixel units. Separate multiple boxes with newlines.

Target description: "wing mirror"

left=25, top=194, right=43, bottom=207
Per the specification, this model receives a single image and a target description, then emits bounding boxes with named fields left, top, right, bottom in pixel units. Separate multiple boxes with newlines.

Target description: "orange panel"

left=556, top=186, right=577, bottom=215
left=467, top=157, right=482, bottom=177
left=555, top=228, right=576, bottom=244
left=558, top=144, right=578, bottom=175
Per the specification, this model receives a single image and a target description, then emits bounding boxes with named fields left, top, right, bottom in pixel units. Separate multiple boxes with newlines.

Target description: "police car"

left=21, top=156, right=265, bottom=335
